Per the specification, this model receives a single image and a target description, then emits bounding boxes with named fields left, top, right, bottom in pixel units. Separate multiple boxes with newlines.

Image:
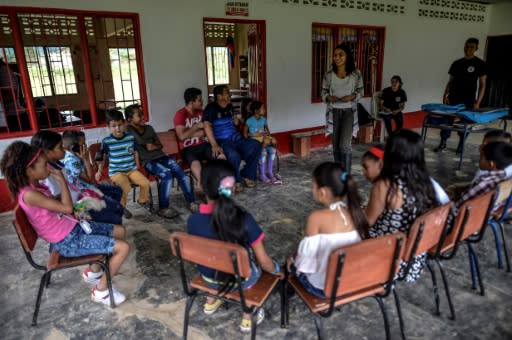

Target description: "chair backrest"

left=403, top=203, right=452, bottom=261
left=324, top=232, right=405, bottom=299
left=12, top=205, right=38, bottom=253
left=169, top=231, right=252, bottom=278
left=437, top=190, right=495, bottom=253
left=157, top=130, right=180, bottom=157
left=494, top=179, right=512, bottom=219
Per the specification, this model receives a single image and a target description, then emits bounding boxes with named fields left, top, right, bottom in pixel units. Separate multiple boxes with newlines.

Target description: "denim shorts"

left=202, top=260, right=262, bottom=291
left=291, top=264, right=325, bottom=298
left=51, top=221, right=115, bottom=257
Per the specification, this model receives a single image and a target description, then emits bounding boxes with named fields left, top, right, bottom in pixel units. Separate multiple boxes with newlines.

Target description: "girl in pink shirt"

left=0, top=141, right=130, bottom=306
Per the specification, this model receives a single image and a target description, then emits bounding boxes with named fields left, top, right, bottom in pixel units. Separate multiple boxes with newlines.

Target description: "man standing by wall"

left=434, top=37, right=487, bottom=153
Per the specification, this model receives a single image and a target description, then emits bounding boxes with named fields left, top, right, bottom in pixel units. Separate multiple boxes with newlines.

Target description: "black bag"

left=357, top=103, right=374, bottom=126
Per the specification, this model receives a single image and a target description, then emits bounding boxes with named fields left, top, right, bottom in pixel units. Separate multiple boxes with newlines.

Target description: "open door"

left=203, top=18, right=266, bottom=112
left=484, top=35, right=512, bottom=110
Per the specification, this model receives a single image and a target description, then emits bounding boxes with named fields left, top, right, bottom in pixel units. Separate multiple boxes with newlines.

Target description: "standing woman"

left=322, top=43, right=363, bottom=172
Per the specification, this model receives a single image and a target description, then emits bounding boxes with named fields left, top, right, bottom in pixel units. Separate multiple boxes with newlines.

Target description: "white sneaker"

left=82, top=267, right=103, bottom=285
left=91, top=286, right=126, bottom=306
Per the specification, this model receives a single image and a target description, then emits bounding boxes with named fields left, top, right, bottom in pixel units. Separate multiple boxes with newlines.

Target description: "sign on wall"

left=225, top=1, right=249, bottom=16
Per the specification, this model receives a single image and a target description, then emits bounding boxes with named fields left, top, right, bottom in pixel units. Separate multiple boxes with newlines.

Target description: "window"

left=205, top=46, right=230, bottom=86
left=25, top=46, right=77, bottom=97
left=311, top=23, right=385, bottom=103
left=0, top=9, right=147, bottom=136
left=109, top=48, right=140, bottom=104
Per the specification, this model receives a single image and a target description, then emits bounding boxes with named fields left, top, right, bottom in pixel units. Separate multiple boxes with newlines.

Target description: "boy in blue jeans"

left=125, top=104, right=196, bottom=218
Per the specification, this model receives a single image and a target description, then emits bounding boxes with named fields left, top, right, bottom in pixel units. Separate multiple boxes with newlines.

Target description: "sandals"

left=240, top=308, right=265, bottom=333
left=271, top=175, right=283, bottom=185
left=203, top=298, right=224, bottom=315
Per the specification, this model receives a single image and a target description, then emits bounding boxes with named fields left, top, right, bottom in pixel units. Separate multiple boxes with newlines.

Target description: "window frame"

left=205, top=45, right=230, bottom=86
left=0, top=6, right=148, bottom=139
left=311, top=22, right=385, bottom=103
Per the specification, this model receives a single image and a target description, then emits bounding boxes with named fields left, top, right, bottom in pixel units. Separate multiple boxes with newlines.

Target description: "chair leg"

left=32, top=272, right=48, bottom=326
left=467, top=243, right=485, bottom=296
left=182, top=295, right=197, bottom=340
left=392, top=287, right=406, bottom=340
left=426, top=259, right=440, bottom=316
left=374, top=296, right=390, bottom=340
left=313, top=314, right=325, bottom=340
left=251, top=308, right=259, bottom=340
left=132, top=186, right=136, bottom=203
left=45, top=271, right=52, bottom=288
left=280, top=281, right=287, bottom=328
left=435, top=258, right=456, bottom=320
left=468, top=244, right=478, bottom=290
left=497, top=221, right=511, bottom=272
left=489, top=221, right=504, bottom=268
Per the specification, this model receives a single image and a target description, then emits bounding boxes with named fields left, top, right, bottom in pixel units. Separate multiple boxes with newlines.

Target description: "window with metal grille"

left=205, top=46, right=230, bottom=86
left=311, top=23, right=385, bottom=103
left=0, top=9, right=147, bottom=136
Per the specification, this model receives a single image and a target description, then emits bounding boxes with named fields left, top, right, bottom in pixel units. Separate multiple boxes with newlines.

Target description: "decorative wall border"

left=281, top=0, right=407, bottom=15
left=418, top=0, right=487, bottom=23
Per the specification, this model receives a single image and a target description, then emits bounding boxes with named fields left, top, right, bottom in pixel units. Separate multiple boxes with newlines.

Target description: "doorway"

left=484, top=35, right=512, bottom=111
left=202, top=18, right=266, bottom=119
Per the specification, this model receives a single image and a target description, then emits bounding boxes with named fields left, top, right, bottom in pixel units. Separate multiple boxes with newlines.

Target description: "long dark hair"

left=201, top=160, right=248, bottom=246
left=31, top=130, right=62, bottom=151
left=201, top=159, right=249, bottom=291
left=331, top=43, right=356, bottom=75
left=313, top=162, right=369, bottom=238
left=379, top=129, right=438, bottom=214
left=0, top=141, right=41, bottom=199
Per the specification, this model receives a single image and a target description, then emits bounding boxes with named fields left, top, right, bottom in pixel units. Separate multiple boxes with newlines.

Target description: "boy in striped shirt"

left=95, top=110, right=151, bottom=215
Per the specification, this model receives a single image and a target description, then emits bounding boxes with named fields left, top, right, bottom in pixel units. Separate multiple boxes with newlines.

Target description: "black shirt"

left=448, top=57, right=486, bottom=108
left=380, top=87, right=407, bottom=111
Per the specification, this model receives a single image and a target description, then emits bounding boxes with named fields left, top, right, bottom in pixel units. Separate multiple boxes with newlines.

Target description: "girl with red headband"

left=361, top=145, right=384, bottom=183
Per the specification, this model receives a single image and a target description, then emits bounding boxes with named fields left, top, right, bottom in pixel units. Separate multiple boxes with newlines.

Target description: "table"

left=421, top=107, right=509, bottom=170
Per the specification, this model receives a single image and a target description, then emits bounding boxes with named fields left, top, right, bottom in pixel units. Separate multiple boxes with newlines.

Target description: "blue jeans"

left=145, top=156, right=194, bottom=209
left=291, top=264, right=325, bottom=298
left=97, top=184, right=123, bottom=203
left=89, top=194, right=124, bottom=225
left=381, top=112, right=403, bottom=136
left=52, top=222, right=115, bottom=257
left=219, top=134, right=261, bottom=183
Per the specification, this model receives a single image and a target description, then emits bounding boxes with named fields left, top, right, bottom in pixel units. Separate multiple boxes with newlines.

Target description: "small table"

left=421, top=107, right=509, bottom=169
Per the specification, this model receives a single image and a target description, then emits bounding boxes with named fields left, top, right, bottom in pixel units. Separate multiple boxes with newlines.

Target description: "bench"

left=290, top=129, right=325, bottom=157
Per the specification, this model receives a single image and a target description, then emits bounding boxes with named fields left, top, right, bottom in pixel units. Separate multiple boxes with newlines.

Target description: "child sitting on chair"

left=125, top=104, right=196, bottom=218
left=361, top=145, right=384, bottom=183
left=0, top=141, right=130, bottom=305
left=31, top=130, right=124, bottom=225
left=95, top=110, right=152, bottom=215
left=243, top=101, right=281, bottom=184
left=187, top=159, right=280, bottom=333
left=286, top=162, right=367, bottom=298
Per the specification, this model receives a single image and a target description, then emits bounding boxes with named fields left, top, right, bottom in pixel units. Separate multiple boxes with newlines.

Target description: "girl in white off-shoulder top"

left=286, top=162, right=368, bottom=298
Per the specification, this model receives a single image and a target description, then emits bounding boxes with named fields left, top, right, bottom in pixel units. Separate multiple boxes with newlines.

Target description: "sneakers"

left=138, top=200, right=153, bottom=212
left=157, top=207, right=180, bottom=219
left=243, top=178, right=256, bottom=188
left=235, top=183, right=243, bottom=193
left=188, top=202, right=199, bottom=213
left=123, top=208, right=133, bottom=219
left=203, top=298, right=224, bottom=315
left=91, top=285, right=126, bottom=306
left=240, top=308, right=265, bottom=333
left=433, top=139, right=447, bottom=152
left=82, top=267, right=103, bottom=285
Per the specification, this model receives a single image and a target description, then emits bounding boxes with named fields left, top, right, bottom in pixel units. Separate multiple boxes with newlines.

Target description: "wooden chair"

left=169, top=231, right=283, bottom=340
left=427, top=190, right=495, bottom=320
left=12, top=206, right=115, bottom=326
left=284, top=233, right=405, bottom=340
left=88, top=142, right=154, bottom=209
left=392, top=203, right=452, bottom=339
left=487, top=179, right=512, bottom=271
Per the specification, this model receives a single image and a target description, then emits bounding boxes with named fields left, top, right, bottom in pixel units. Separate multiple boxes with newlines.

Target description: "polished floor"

left=1, top=126, right=511, bottom=340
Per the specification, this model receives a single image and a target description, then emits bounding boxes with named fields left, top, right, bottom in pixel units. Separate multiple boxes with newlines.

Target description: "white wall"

left=0, top=0, right=502, bottom=151
left=488, top=2, right=512, bottom=36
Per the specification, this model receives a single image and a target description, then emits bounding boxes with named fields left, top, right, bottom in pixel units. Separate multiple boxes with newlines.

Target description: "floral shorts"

left=52, top=222, right=115, bottom=257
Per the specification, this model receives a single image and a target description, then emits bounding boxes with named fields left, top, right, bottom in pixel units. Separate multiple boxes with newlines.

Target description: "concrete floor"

left=1, top=126, right=511, bottom=340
